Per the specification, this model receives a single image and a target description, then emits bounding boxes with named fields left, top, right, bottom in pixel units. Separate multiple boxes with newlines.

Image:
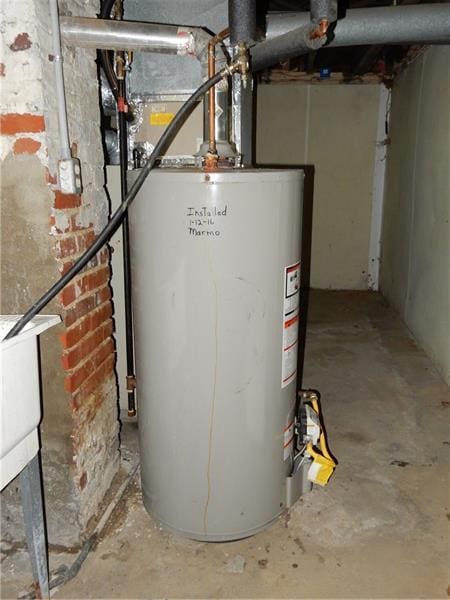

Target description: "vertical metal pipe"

left=229, top=0, right=256, bottom=45
left=205, top=29, right=230, bottom=163
left=118, top=79, right=136, bottom=417
left=20, top=454, right=50, bottom=599
left=228, top=0, right=256, bottom=165
left=208, top=44, right=216, bottom=155
left=49, top=0, right=71, bottom=160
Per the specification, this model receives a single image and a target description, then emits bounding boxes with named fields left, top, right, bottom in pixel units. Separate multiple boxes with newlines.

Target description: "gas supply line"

left=204, top=28, right=230, bottom=170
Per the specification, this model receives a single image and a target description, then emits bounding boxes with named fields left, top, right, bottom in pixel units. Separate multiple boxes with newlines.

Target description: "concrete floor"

left=2, top=291, right=450, bottom=598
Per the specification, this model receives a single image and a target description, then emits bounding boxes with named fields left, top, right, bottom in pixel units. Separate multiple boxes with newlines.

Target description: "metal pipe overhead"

left=252, top=4, right=450, bottom=72
left=60, top=4, right=450, bottom=72
left=59, top=16, right=197, bottom=54
left=266, top=5, right=450, bottom=46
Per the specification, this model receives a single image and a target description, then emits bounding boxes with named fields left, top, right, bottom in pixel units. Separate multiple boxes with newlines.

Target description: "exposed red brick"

left=95, top=286, right=112, bottom=306
left=60, top=302, right=113, bottom=349
left=60, top=283, right=76, bottom=307
left=71, top=354, right=115, bottom=410
left=9, top=32, right=32, bottom=52
left=64, top=338, right=115, bottom=393
left=64, top=295, right=97, bottom=328
left=12, top=136, right=41, bottom=154
left=54, top=191, right=82, bottom=209
left=45, top=169, right=58, bottom=185
left=72, top=391, right=106, bottom=435
left=73, top=387, right=114, bottom=437
left=75, top=266, right=110, bottom=299
left=0, top=113, right=45, bottom=135
left=77, top=230, right=96, bottom=253
left=56, top=236, right=78, bottom=259
left=51, top=215, right=95, bottom=235
left=59, top=266, right=110, bottom=309
left=58, top=248, right=108, bottom=276
left=62, top=320, right=113, bottom=370
left=0, top=63, right=5, bottom=77
left=56, top=229, right=96, bottom=259
left=59, top=260, right=74, bottom=276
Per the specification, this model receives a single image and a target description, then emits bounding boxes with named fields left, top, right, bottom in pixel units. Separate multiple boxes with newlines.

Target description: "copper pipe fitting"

left=206, top=28, right=230, bottom=161
left=204, top=151, right=219, bottom=171
left=310, top=19, right=329, bottom=39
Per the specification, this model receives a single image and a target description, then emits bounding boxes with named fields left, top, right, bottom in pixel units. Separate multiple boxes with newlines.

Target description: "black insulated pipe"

left=99, top=0, right=119, bottom=99
left=101, top=0, right=136, bottom=416
left=229, top=0, right=256, bottom=45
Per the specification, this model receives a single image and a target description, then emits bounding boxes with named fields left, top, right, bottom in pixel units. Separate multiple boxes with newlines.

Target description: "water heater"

left=130, top=168, right=305, bottom=541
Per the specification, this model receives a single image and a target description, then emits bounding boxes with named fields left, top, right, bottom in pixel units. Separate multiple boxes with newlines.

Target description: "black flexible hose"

left=5, top=71, right=224, bottom=340
left=99, top=0, right=119, bottom=100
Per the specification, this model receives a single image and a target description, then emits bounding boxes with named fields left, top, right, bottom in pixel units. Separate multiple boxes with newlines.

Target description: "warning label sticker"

left=150, top=112, right=175, bottom=126
left=281, top=262, right=300, bottom=388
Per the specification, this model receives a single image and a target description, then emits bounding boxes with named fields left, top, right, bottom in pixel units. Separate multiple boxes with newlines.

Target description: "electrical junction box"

left=58, top=157, right=82, bottom=195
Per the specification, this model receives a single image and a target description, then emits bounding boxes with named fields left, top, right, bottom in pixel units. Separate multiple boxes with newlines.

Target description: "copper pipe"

left=208, top=44, right=216, bottom=155
left=207, top=28, right=230, bottom=158
left=310, top=19, right=329, bottom=40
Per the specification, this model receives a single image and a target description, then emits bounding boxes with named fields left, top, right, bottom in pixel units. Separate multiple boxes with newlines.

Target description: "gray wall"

left=256, top=83, right=380, bottom=289
left=380, top=47, right=450, bottom=385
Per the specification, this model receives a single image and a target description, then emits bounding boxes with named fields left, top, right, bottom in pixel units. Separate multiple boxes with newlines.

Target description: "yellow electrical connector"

left=306, top=442, right=336, bottom=486
left=305, top=395, right=336, bottom=486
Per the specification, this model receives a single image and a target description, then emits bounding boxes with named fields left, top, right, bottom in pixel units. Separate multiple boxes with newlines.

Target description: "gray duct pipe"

left=266, top=4, right=450, bottom=47
left=252, top=4, right=450, bottom=72
left=61, top=4, right=450, bottom=70
left=59, top=16, right=202, bottom=54
left=60, top=4, right=450, bottom=160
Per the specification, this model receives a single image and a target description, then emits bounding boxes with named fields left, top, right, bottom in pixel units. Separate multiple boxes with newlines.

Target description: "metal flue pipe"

left=59, top=16, right=198, bottom=54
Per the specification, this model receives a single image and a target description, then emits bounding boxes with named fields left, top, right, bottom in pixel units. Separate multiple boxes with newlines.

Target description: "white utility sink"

left=0, top=315, right=60, bottom=490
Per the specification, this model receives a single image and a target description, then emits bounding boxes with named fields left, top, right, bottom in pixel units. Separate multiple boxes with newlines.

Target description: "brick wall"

left=1, top=0, right=120, bottom=539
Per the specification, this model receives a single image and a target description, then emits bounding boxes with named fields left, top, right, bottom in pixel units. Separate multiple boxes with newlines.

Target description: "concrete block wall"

left=1, top=0, right=119, bottom=540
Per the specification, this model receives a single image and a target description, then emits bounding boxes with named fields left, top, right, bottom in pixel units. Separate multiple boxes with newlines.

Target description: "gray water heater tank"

left=130, top=168, right=303, bottom=541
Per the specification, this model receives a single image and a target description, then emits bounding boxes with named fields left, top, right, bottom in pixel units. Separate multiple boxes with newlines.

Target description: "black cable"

left=99, top=0, right=119, bottom=100
left=5, top=71, right=224, bottom=340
